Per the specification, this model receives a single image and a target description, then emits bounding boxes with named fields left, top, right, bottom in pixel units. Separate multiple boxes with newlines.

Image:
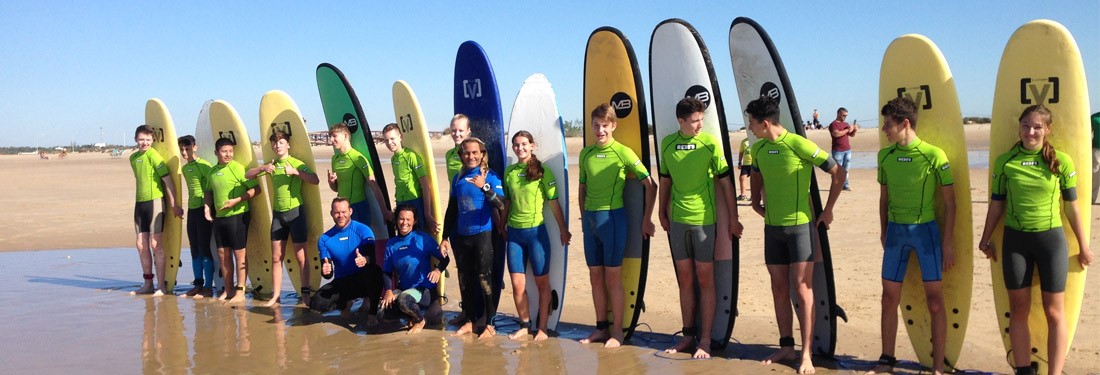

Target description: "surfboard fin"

left=833, top=304, right=849, bottom=323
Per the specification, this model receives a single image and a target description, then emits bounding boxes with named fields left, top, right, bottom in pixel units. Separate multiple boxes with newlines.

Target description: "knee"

left=478, top=274, right=493, bottom=294
left=881, top=291, right=901, bottom=308
left=1044, top=305, right=1064, bottom=323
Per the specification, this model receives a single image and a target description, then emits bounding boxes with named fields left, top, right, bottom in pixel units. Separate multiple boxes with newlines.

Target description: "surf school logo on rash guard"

left=1021, top=161, right=1039, bottom=166
left=897, top=157, right=913, bottom=162
left=676, top=144, right=697, bottom=150
left=339, top=236, right=349, bottom=241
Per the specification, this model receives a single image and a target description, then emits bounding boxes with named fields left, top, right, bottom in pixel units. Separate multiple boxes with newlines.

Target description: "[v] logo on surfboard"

left=1019, top=77, right=1060, bottom=104
left=216, top=130, right=236, bottom=144
left=269, top=121, right=293, bottom=136
left=463, top=79, right=483, bottom=98
left=896, top=85, right=933, bottom=110
left=610, top=92, right=633, bottom=118
left=398, top=113, right=415, bottom=133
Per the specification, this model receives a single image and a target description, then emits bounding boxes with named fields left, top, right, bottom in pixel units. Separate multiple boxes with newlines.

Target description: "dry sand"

left=2, top=124, right=1098, bottom=373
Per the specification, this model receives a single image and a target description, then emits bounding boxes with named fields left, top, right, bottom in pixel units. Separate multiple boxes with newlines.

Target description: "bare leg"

left=762, top=264, right=798, bottom=364
left=792, top=261, right=816, bottom=374
left=666, top=258, right=697, bottom=354
left=603, top=265, right=624, bottom=348
left=533, top=274, right=551, bottom=341
left=924, top=281, right=946, bottom=375
left=294, top=243, right=310, bottom=306
left=265, top=240, right=286, bottom=307
left=1007, top=288, right=1032, bottom=369
left=1042, top=291, right=1066, bottom=375
left=508, top=272, right=530, bottom=340
left=866, top=280, right=902, bottom=374
left=580, top=266, right=610, bottom=344
left=694, top=260, right=716, bottom=359
left=151, top=232, right=167, bottom=295
left=216, top=247, right=232, bottom=300
left=133, top=232, right=155, bottom=294
left=226, top=248, right=247, bottom=304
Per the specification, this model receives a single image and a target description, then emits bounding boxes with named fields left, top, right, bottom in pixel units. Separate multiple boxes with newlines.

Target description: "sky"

left=1, top=1, right=1097, bottom=147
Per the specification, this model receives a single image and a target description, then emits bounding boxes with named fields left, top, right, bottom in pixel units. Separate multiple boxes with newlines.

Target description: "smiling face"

left=135, top=132, right=154, bottom=151
left=395, top=208, right=416, bottom=236
left=330, top=199, right=352, bottom=228
left=450, top=117, right=470, bottom=145
left=272, top=138, right=290, bottom=158
left=461, top=141, right=484, bottom=169
left=591, top=117, right=617, bottom=146
left=677, top=111, right=704, bottom=137
left=1018, top=111, right=1049, bottom=151
left=179, top=143, right=196, bottom=161
left=511, top=133, right=534, bottom=162
left=329, top=130, right=348, bottom=149
left=217, top=144, right=235, bottom=164
left=383, top=129, right=402, bottom=153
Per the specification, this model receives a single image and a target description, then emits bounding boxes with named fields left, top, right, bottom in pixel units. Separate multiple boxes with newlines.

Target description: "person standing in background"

left=830, top=107, right=858, bottom=191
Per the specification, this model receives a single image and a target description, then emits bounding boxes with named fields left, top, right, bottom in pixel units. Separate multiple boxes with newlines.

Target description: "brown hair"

left=512, top=130, right=543, bottom=181
left=135, top=124, right=155, bottom=138
left=591, top=103, right=616, bottom=124
left=382, top=122, right=401, bottom=135
left=1018, top=104, right=1059, bottom=174
left=329, top=122, right=350, bottom=136
left=269, top=130, right=290, bottom=143
left=880, top=97, right=919, bottom=130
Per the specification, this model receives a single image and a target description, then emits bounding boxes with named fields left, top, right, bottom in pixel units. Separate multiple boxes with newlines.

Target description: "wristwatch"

left=481, top=184, right=491, bottom=192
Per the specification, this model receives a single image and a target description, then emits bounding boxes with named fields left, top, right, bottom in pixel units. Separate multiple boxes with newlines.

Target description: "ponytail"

left=1018, top=104, right=1059, bottom=174
left=1041, top=140, right=1060, bottom=175
left=512, top=130, right=543, bottom=181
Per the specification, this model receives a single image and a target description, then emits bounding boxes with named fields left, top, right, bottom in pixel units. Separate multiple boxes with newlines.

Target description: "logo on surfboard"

left=685, top=85, right=712, bottom=109
left=463, top=79, right=483, bottom=99
left=399, top=114, right=415, bottom=133
left=759, top=82, right=781, bottom=103
left=897, top=85, right=933, bottom=110
left=269, top=121, right=293, bottom=137
left=342, top=113, right=360, bottom=134
left=1020, top=77, right=1060, bottom=105
left=216, top=130, right=237, bottom=145
left=610, top=92, right=633, bottom=118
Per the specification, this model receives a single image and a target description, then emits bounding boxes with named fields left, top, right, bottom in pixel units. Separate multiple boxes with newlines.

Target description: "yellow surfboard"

left=259, top=90, right=324, bottom=300
left=989, top=19, right=1090, bottom=373
left=584, top=27, right=651, bottom=339
left=208, top=100, right=275, bottom=300
left=878, top=34, right=973, bottom=370
left=144, top=98, right=184, bottom=293
left=392, top=80, right=446, bottom=309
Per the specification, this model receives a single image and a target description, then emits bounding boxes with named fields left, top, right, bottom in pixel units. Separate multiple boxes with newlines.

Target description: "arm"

left=940, top=185, right=956, bottom=270
left=327, top=169, right=338, bottom=192
left=879, top=184, right=888, bottom=248
left=203, top=190, right=214, bottom=221
left=814, top=163, right=846, bottom=228
left=1063, top=198, right=1093, bottom=267
left=291, top=164, right=320, bottom=185
left=161, top=174, right=184, bottom=218
left=418, top=175, right=438, bottom=233
left=245, top=164, right=269, bottom=179
left=549, top=200, right=571, bottom=245
left=717, top=177, right=742, bottom=238
left=658, top=176, right=672, bottom=231
left=223, top=185, right=260, bottom=210
left=578, top=184, right=587, bottom=220
left=440, top=187, right=458, bottom=253
left=977, top=200, right=1005, bottom=261
left=640, top=175, right=657, bottom=238
left=829, top=124, right=846, bottom=138
left=368, top=177, right=392, bottom=223
left=750, top=169, right=765, bottom=217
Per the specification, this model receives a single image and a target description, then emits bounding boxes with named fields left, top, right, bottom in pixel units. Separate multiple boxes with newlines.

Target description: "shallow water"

left=4, top=248, right=902, bottom=373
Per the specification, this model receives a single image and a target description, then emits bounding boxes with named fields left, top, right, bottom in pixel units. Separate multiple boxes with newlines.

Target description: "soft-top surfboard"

left=258, top=90, right=324, bottom=300
left=584, top=27, right=652, bottom=340
left=649, top=18, right=739, bottom=350
left=989, top=19, right=1090, bottom=374
left=505, top=73, right=570, bottom=332
left=878, top=34, right=973, bottom=369
left=392, top=80, right=447, bottom=311
left=193, top=100, right=223, bottom=291
left=207, top=99, right=274, bottom=300
left=316, top=63, right=392, bottom=242
left=144, top=98, right=184, bottom=293
left=455, top=40, right=508, bottom=318
left=729, top=17, right=846, bottom=357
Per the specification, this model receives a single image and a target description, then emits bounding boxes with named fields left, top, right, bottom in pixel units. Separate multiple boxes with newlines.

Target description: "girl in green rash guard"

left=503, top=130, right=571, bottom=341
left=246, top=131, right=319, bottom=307
left=978, top=105, right=1094, bottom=375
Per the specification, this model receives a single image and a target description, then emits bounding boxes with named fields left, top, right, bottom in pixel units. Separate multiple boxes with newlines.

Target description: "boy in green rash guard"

left=326, top=123, right=392, bottom=227
left=577, top=103, right=657, bottom=348
left=178, top=135, right=215, bottom=299
left=246, top=131, right=320, bottom=307
left=978, top=105, right=1094, bottom=375
left=659, top=98, right=743, bottom=359
left=503, top=130, right=571, bottom=341
left=204, top=137, right=261, bottom=304
left=867, top=98, right=955, bottom=375
left=129, top=125, right=184, bottom=296
left=444, top=113, right=471, bottom=325
left=737, top=137, right=753, bottom=201
left=745, top=97, right=844, bottom=374
left=381, top=123, right=439, bottom=235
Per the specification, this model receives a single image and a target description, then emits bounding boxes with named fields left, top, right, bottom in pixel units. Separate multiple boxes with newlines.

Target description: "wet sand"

left=3, top=125, right=1100, bottom=373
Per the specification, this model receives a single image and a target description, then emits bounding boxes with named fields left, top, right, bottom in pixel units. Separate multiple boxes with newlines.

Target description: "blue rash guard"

left=445, top=167, right=504, bottom=237
left=318, top=220, right=376, bottom=279
left=383, top=230, right=444, bottom=290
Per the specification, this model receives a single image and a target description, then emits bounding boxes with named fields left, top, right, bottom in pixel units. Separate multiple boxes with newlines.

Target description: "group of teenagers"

left=128, top=94, right=1092, bottom=374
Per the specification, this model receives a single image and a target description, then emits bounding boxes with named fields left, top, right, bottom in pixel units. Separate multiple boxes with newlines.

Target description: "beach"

left=2, top=124, right=1099, bottom=373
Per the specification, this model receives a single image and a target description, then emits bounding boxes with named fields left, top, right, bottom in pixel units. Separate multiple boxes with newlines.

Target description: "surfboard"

left=454, top=40, right=508, bottom=317
left=316, top=63, right=392, bottom=244
left=144, top=98, right=184, bottom=293
left=729, top=17, right=846, bottom=357
left=505, top=73, right=569, bottom=332
left=258, top=90, right=324, bottom=300
left=391, top=80, right=447, bottom=312
left=989, top=19, right=1090, bottom=374
left=649, top=18, right=739, bottom=350
left=207, top=99, right=275, bottom=300
left=584, top=27, right=651, bottom=340
left=878, top=34, right=973, bottom=369
left=193, top=100, right=223, bottom=291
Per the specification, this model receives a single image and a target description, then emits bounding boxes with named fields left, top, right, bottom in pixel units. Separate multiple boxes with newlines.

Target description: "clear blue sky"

left=1, top=1, right=1097, bottom=147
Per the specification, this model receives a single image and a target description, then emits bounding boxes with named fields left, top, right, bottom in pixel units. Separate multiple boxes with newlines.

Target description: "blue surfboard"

left=454, top=40, right=508, bottom=323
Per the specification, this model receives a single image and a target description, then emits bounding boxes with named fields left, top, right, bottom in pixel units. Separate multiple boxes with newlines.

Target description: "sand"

left=2, top=124, right=1098, bottom=373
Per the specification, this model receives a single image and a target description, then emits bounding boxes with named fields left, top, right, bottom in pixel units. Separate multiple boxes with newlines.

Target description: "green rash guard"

left=750, top=129, right=836, bottom=226
left=659, top=131, right=731, bottom=225
left=130, top=148, right=170, bottom=203
left=504, top=162, right=558, bottom=228
left=579, top=140, right=649, bottom=211
left=991, top=144, right=1077, bottom=232
left=391, top=147, right=427, bottom=202
left=182, top=157, right=213, bottom=210
left=208, top=160, right=259, bottom=218
left=331, top=148, right=373, bottom=204
left=262, top=156, right=312, bottom=212
left=739, top=137, right=753, bottom=166
left=877, top=137, right=954, bottom=224
left=446, top=147, right=462, bottom=183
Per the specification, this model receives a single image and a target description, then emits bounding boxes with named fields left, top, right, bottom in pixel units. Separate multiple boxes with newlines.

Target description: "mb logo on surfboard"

left=610, top=92, right=633, bottom=118
left=463, top=79, right=483, bottom=99
left=896, top=85, right=933, bottom=110
left=1019, top=77, right=1059, bottom=105
left=341, top=114, right=361, bottom=134
left=685, top=85, right=712, bottom=108
left=759, top=82, right=780, bottom=102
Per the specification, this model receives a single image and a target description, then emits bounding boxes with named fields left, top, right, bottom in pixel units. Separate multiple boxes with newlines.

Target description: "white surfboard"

left=193, top=100, right=222, bottom=290
left=506, top=73, right=569, bottom=332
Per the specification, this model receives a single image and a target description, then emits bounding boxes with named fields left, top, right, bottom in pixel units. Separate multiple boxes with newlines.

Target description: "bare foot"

left=451, top=322, right=473, bottom=336
left=184, top=285, right=202, bottom=297
left=665, top=336, right=696, bottom=354
left=226, top=291, right=246, bottom=304
left=408, top=319, right=426, bottom=334
left=533, top=330, right=549, bottom=341
left=262, top=297, right=280, bottom=307
left=693, top=341, right=712, bottom=359
left=579, top=329, right=608, bottom=344
left=603, top=334, right=623, bottom=348
left=508, top=329, right=528, bottom=340
left=152, top=289, right=165, bottom=297
left=193, top=288, right=213, bottom=300
left=477, top=325, right=496, bottom=340
left=132, top=284, right=155, bottom=295
left=216, top=290, right=229, bottom=301
left=762, top=346, right=798, bottom=365
left=797, top=353, right=816, bottom=374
